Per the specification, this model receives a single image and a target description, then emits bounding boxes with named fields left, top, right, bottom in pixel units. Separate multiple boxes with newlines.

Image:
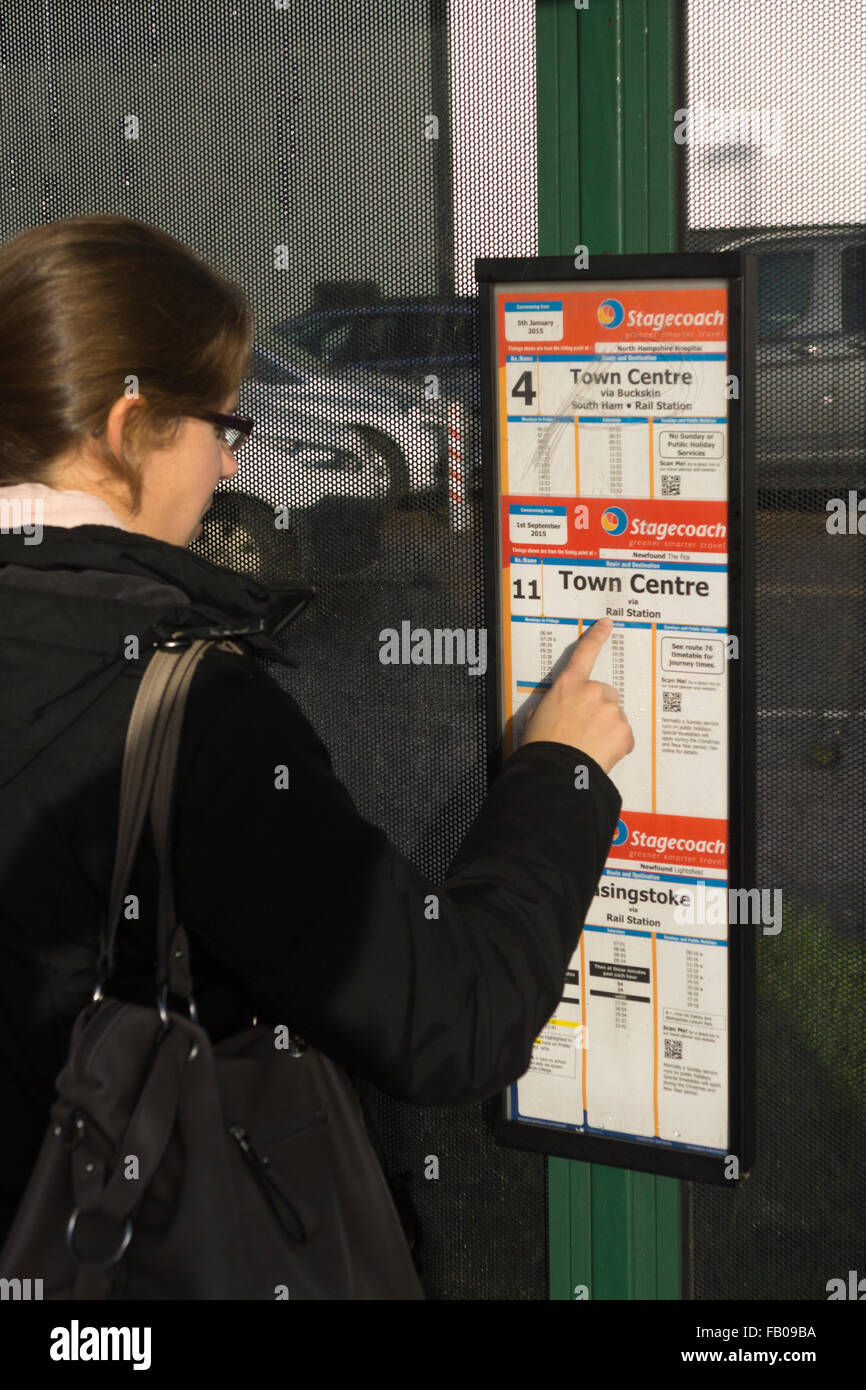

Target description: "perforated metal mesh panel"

left=13, top=0, right=856, bottom=1307
left=684, top=0, right=866, bottom=1301
left=0, top=0, right=541, bottom=1299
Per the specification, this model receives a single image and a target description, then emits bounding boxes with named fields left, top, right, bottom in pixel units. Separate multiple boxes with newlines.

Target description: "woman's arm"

left=172, top=650, right=621, bottom=1107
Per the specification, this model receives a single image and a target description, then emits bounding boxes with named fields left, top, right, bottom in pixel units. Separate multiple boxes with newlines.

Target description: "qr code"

left=662, top=691, right=682, bottom=713
left=664, top=1038, right=683, bottom=1060
left=661, top=474, right=681, bottom=496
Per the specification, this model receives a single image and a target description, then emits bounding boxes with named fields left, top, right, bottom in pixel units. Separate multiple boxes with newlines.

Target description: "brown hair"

left=0, top=214, right=254, bottom=510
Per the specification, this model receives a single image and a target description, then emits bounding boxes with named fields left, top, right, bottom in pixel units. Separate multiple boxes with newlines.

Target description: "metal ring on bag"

left=157, top=985, right=170, bottom=1028
left=156, top=987, right=198, bottom=1026
left=157, top=987, right=199, bottom=1055
left=186, top=994, right=199, bottom=1060
left=66, top=1207, right=133, bottom=1267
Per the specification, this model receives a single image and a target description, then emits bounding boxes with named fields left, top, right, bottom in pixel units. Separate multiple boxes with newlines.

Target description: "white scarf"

left=0, top=482, right=130, bottom=538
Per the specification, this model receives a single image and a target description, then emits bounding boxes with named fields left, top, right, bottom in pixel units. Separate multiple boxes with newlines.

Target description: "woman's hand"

left=521, top=618, right=635, bottom=775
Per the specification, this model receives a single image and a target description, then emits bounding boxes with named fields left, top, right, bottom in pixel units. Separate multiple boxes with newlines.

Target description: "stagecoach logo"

left=611, top=819, right=629, bottom=847
left=597, top=298, right=624, bottom=329
left=600, top=506, right=628, bottom=536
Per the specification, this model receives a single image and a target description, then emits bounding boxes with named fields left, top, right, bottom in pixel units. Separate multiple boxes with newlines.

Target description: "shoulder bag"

left=0, top=636, right=426, bottom=1300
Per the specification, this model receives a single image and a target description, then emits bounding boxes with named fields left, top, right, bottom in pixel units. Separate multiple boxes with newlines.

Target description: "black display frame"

left=475, top=253, right=756, bottom=1186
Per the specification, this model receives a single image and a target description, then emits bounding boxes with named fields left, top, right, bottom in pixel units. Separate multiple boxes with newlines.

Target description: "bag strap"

left=95, top=637, right=241, bottom=1000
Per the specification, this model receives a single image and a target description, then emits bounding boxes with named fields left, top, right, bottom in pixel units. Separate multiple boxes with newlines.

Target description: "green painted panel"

left=535, top=0, right=683, bottom=1303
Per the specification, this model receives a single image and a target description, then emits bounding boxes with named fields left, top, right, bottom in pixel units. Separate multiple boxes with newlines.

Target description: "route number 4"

left=511, top=370, right=537, bottom=406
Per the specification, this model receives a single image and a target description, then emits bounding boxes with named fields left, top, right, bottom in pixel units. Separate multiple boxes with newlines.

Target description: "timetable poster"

left=495, top=279, right=732, bottom=1157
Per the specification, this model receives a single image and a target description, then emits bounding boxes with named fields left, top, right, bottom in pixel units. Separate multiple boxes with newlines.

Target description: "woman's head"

left=0, top=214, right=254, bottom=545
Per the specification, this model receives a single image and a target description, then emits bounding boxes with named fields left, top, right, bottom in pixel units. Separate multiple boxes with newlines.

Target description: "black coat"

left=0, top=522, right=621, bottom=1247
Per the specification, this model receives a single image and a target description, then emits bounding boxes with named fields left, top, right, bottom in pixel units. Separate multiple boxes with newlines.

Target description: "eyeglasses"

left=91, top=410, right=255, bottom=454
left=187, top=410, right=255, bottom=454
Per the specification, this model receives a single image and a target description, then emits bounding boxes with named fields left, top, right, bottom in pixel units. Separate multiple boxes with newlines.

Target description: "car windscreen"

left=755, top=248, right=813, bottom=339
left=353, top=311, right=438, bottom=365
left=438, top=308, right=479, bottom=360
left=841, top=243, right=866, bottom=333
left=249, top=346, right=303, bottom=386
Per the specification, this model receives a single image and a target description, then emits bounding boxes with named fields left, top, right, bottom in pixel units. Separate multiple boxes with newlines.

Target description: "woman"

left=0, top=214, right=633, bottom=1269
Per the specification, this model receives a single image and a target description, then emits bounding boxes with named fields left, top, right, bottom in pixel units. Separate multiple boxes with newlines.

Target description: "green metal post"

left=535, top=0, right=684, bottom=1301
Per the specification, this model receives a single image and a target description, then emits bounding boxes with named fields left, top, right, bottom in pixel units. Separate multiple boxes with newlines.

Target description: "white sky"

left=449, top=0, right=537, bottom=296
left=687, top=0, right=866, bottom=226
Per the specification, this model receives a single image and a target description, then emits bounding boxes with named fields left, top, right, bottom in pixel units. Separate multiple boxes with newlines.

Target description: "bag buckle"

left=151, top=621, right=193, bottom=651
